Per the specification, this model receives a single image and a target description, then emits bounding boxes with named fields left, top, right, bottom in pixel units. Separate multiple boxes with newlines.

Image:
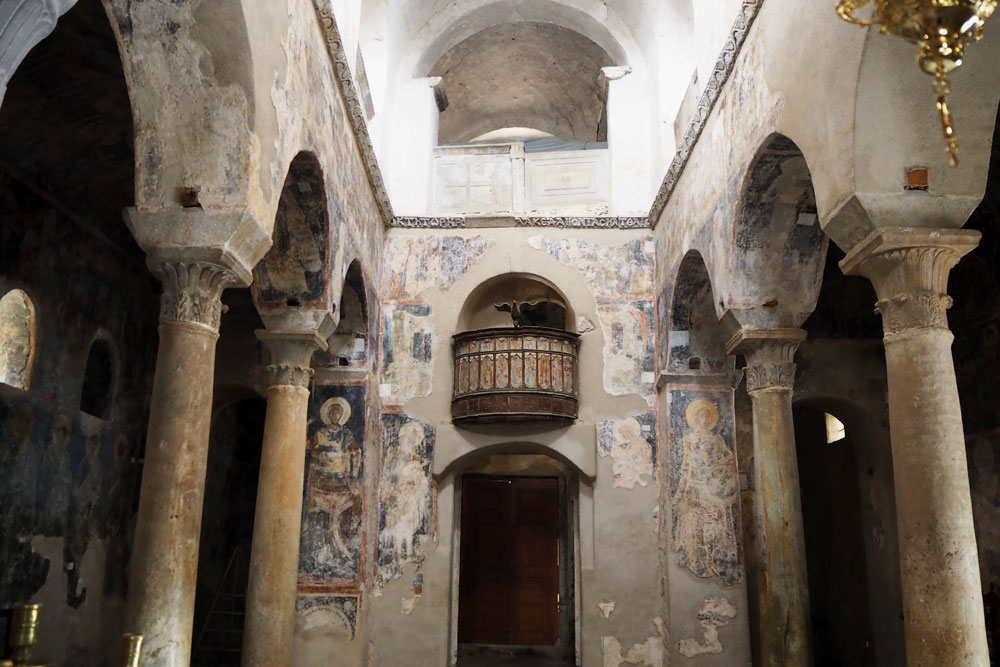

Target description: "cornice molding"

left=312, top=0, right=394, bottom=226
left=647, top=0, right=765, bottom=226
left=389, top=215, right=650, bottom=229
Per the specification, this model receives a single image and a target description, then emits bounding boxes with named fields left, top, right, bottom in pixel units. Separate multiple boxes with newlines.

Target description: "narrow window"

left=81, top=338, right=114, bottom=418
left=825, top=413, right=846, bottom=444
left=0, top=289, right=36, bottom=389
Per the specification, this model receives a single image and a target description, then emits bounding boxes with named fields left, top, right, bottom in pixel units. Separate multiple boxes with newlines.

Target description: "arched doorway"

left=792, top=404, right=876, bottom=666
left=455, top=452, right=578, bottom=666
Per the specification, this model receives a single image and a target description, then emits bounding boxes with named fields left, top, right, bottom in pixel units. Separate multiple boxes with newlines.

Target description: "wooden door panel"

left=459, top=475, right=559, bottom=646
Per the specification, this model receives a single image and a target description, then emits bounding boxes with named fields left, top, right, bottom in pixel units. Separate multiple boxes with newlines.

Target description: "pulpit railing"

left=452, top=327, right=580, bottom=423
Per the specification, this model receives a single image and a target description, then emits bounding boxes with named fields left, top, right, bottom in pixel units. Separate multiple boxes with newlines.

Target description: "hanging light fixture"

left=836, top=0, right=997, bottom=166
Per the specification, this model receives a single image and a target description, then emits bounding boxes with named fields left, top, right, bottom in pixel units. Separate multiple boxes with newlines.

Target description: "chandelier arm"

left=933, top=63, right=960, bottom=167
left=836, top=0, right=879, bottom=25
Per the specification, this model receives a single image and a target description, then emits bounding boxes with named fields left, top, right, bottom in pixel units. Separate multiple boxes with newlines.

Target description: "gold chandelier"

left=836, top=0, right=997, bottom=166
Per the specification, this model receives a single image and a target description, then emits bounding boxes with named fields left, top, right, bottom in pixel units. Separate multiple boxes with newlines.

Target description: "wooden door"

left=458, top=475, right=560, bottom=646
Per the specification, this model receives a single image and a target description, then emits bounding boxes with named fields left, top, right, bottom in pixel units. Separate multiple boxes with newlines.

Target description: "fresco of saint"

left=672, top=398, right=741, bottom=585
left=301, top=396, right=363, bottom=580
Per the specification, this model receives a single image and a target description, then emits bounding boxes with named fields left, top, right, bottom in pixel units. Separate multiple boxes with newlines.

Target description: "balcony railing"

left=452, top=327, right=580, bottom=424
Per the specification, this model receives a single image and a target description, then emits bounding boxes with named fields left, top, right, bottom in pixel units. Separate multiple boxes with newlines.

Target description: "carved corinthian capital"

left=840, top=228, right=980, bottom=342
left=153, top=261, right=241, bottom=332
left=727, top=328, right=807, bottom=393
left=256, top=330, right=328, bottom=389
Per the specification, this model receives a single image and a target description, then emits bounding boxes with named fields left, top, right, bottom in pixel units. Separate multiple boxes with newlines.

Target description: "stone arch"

left=436, top=439, right=595, bottom=481
left=0, top=288, right=36, bottom=390
left=410, top=0, right=632, bottom=78
left=666, top=250, right=732, bottom=376
left=0, top=0, right=77, bottom=109
left=457, top=273, right=575, bottom=332
left=790, top=393, right=905, bottom=665
left=103, top=0, right=260, bottom=216
left=727, top=133, right=828, bottom=328
left=325, top=259, right=371, bottom=367
left=0, top=0, right=136, bottom=252
left=252, top=152, right=332, bottom=315
left=80, top=331, right=118, bottom=419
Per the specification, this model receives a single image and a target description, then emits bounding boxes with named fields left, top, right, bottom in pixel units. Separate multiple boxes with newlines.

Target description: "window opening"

left=0, top=289, right=36, bottom=389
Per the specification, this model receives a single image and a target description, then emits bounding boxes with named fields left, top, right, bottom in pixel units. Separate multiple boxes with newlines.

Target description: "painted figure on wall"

left=672, top=398, right=741, bottom=585
left=598, top=415, right=656, bottom=489
left=301, top=396, right=364, bottom=581
left=380, top=420, right=431, bottom=562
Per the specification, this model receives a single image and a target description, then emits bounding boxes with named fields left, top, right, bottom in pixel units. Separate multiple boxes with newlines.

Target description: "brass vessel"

left=120, top=633, right=143, bottom=667
left=9, top=604, right=48, bottom=667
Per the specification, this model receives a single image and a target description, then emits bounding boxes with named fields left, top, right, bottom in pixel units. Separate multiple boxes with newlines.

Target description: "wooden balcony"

left=452, top=327, right=580, bottom=424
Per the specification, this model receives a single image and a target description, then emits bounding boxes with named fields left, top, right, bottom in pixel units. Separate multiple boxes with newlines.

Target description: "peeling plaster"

left=598, top=415, right=656, bottom=489
left=677, top=597, right=736, bottom=657
left=601, top=617, right=666, bottom=667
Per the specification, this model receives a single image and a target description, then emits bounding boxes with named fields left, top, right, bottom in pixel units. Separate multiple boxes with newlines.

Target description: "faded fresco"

left=0, top=166, right=155, bottom=621
left=383, top=236, right=494, bottom=301
left=669, top=390, right=743, bottom=586
left=267, top=0, right=386, bottom=275
left=598, top=301, right=656, bottom=400
left=598, top=414, right=657, bottom=489
left=526, top=236, right=655, bottom=401
left=381, top=304, right=433, bottom=406
left=678, top=597, right=737, bottom=657
left=0, top=391, right=139, bottom=607
left=300, top=384, right=367, bottom=584
left=255, top=155, right=334, bottom=306
left=377, top=414, right=434, bottom=584
left=296, top=593, right=360, bottom=640
left=527, top=236, right=654, bottom=300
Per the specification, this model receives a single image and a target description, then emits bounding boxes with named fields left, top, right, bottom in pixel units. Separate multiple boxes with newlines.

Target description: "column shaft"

left=242, top=330, right=326, bottom=667
left=729, top=328, right=810, bottom=667
left=242, top=384, right=310, bottom=666
left=841, top=228, right=987, bottom=666
left=127, top=262, right=236, bottom=667
left=885, top=330, right=986, bottom=664
left=748, top=387, right=810, bottom=666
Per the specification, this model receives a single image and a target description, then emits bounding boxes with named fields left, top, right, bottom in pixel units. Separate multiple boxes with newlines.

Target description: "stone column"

left=126, top=258, right=247, bottom=667
left=242, top=330, right=327, bottom=667
left=727, top=327, right=810, bottom=667
left=841, top=227, right=987, bottom=666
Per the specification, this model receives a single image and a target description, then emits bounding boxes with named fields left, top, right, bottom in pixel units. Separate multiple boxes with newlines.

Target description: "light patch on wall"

left=383, top=236, right=494, bottom=301
left=381, top=305, right=433, bottom=405
left=598, top=599, right=616, bottom=618
left=597, top=302, right=655, bottom=400
left=527, top=236, right=654, bottom=300
left=601, top=617, right=666, bottom=667
left=677, top=597, right=736, bottom=657
left=598, top=415, right=656, bottom=489
left=825, top=413, right=846, bottom=444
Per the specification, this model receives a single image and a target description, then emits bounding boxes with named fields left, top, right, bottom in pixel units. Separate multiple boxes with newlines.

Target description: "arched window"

left=0, top=289, right=36, bottom=389
left=80, top=336, right=115, bottom=418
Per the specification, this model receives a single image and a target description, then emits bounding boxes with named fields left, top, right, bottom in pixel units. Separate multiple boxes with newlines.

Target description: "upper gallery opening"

left=429, top=22, right=612, bottom=145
